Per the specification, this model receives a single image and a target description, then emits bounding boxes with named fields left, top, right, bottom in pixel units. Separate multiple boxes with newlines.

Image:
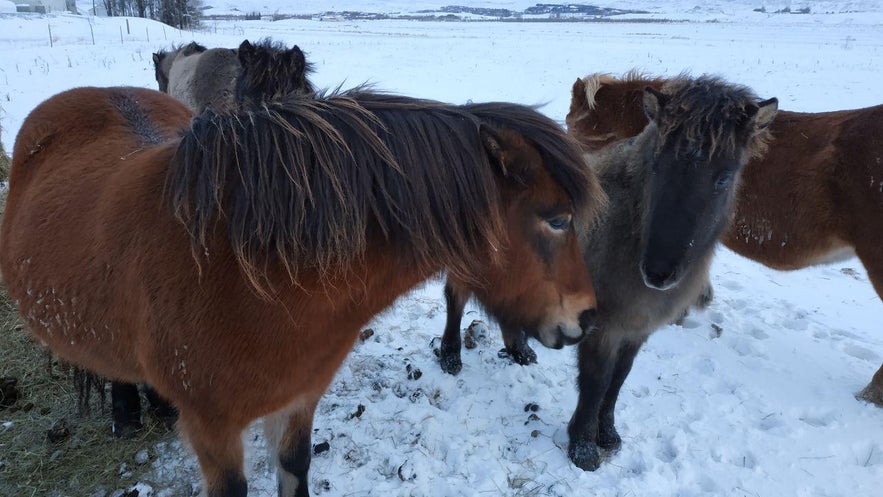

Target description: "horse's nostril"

left=578, top=309, right=597, bottom=331
left=642, top=262, right=677, bottom=289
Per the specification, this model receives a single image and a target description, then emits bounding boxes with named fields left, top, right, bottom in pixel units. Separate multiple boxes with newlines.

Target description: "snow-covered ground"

left=1, top=4, right=882, bottom=496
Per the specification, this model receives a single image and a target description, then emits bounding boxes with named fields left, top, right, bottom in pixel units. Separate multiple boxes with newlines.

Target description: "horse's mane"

left=167, top=88, right=596, bottom=293
left=236, top=39, right=316, bottom=105
left=581, top=69, right=664, bottom=110
left=463, top=101, right=606, bottom=228
left=155, top=41, right=207, bottom=62
left=177, top=41, right=207, bottom=57
left=657, top=75, right=773, bottom=159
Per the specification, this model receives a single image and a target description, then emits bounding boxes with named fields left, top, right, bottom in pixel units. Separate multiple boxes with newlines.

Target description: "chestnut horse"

left=567, top=70, right=883, bottom=406
left=440, top=75, right=777, bottom=471
left=1, top=86, right=605, bottom=496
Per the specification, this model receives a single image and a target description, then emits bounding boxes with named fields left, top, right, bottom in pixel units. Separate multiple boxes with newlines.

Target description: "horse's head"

left=567, top=71, right=660, bottom=151
left=152, top=51, right=173, bottom=93
left=153, top=42, right=206, bottom=94
left=463, top=106, right=607, bottom=348
left=638, top=76, right=777, bottom=290
left=236, top=39, right=316, bottom=105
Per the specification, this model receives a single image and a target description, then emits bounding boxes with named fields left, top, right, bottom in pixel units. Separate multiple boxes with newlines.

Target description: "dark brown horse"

left=440, top=75, right=777, bottom=471
left=1, top=86, right=605, bottom=496
left=567, top=71, right=883, bottom=406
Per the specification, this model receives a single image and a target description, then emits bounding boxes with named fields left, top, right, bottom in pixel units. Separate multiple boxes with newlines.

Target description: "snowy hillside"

left=0, top=4, right=882, bottom=497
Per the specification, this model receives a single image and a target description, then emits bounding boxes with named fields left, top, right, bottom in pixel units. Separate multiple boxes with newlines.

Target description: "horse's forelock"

left=466, top=102, right=607, bottom=230
left=658, top=75, right=771, bottom=159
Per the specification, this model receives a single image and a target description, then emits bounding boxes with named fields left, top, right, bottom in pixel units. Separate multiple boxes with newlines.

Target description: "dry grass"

left=0, top=188, right=178, bottom=497
left=0, top=124, right=9, bottom=182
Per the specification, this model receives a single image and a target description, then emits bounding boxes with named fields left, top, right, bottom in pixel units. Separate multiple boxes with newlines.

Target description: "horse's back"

left=0, top=86, right=191, bottom=381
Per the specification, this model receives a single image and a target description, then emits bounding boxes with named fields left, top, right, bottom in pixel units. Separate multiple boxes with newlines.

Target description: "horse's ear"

left=290, top=45, right=307, bottom=70
left=238, top=40, right=254, bottom=63
left=572, top=78, right=587, bottom=106
left=749, top=97, right=778, bottom=130
left=643, top=86, right=669, bottom=122
left=480, top=124, right=510, bottom=177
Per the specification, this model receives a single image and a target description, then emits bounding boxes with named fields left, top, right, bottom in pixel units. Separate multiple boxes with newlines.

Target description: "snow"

left=1, top=3, right=882, bottom=496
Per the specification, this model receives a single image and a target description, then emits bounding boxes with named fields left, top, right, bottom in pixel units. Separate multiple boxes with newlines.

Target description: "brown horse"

left=1, top=86, right=605, bottom=496
left=567, top=70, right=883, bottom=406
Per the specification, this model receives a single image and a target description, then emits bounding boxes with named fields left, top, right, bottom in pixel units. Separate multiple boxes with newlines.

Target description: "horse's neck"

left=583, top=136, right=652, bottom=286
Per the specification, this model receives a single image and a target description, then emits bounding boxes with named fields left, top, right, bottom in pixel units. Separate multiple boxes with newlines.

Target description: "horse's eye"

left=546, top=215, right=572, bottom=232
left=713, top=172, right=734, bottom=192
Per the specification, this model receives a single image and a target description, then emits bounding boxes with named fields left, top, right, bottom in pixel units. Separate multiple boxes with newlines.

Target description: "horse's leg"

left=111, top=381, right=142, bottom=438
left=695, top=280, right=715, bottom=309
left=597, top=340, right=643, bottom=451
left=567, top=332, right=620, bottom=471
left=264, top=398, right=319, bottom=497
left=440, top=280, right=470, bottom=375
left=144, top=384, right=179, bottom=428
left=179, top=412, right=247, bottom=497
left=500, top=325, right=537, bottom=366
left=854, top=244, right=883, bottom=406
left=673, top=280, right=714, bottom=326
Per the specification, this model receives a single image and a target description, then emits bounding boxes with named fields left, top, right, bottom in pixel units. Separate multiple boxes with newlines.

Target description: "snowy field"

left=1, top=3, right=882, bottom=497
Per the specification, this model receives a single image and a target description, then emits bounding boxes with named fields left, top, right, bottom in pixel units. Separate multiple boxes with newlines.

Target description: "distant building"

left=1, top=0, right=18, bottom=13
left=12, top=0, right=68, bottom=13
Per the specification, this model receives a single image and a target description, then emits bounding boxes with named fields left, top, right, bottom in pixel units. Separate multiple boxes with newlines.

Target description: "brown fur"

left=1, top=86, right=604, bottom=496
left=567, top=71, right=883, bottom=405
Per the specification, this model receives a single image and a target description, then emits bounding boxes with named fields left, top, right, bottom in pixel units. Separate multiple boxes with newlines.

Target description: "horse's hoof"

left=508, top=345, right=537, bottom=366
left=696, top=284, right=715, bottom=309
left=598, top=425, right=622, bottom=451
left=439, top=353, right=462, bottom=375
left=857, top=384, right=883, bottom=407
left=568, top=439, right=602, bottom=471
left=112, top=420, right=143, bottom=439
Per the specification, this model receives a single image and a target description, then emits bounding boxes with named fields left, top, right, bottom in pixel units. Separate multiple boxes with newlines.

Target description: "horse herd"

left=0, top=38, right=880, bottom=497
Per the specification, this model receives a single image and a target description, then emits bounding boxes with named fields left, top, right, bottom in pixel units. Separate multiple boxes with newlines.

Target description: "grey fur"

left=191, top=48, right=240, bottom=113
left=567, top=75, right=777, bottom=472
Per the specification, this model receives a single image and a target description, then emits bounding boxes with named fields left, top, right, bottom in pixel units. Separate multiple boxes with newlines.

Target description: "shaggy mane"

left=659, top=75, right=773, bottom=159
left=166, top=88, right=599, bottom=294
left=581, top=69, right=663, bottom=110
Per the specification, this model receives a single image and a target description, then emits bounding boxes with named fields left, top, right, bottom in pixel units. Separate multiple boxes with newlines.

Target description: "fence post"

left=89, top=22, right=95, bottom=45
left=126, top=19, right=130, bottom=35
left=120, top=26, right=123, bottom=44
left=146, top=27, right=149, bottom=43
left=48, top=23, right=53, bottom=48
